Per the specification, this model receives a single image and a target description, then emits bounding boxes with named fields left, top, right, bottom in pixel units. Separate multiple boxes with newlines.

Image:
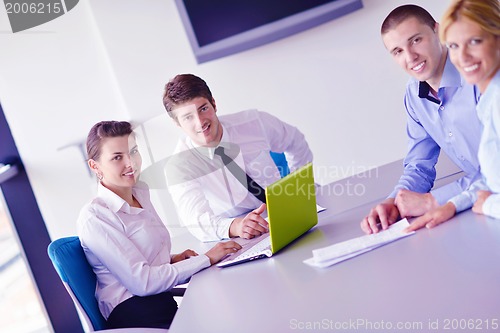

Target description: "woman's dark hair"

left=86, top=121, right=133, bottom=161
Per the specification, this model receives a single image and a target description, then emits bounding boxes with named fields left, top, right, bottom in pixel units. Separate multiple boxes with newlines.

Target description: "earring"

left=97, top=173, right=103, bottom=181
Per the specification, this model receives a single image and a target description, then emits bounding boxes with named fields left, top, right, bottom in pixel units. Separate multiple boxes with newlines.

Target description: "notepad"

left=304, top=218, right=414, bottom=268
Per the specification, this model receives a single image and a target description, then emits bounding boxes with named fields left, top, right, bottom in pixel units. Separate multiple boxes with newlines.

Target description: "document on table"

left=317, top=204, right=326, bottom=213
left=304, top=218, right=414, bottom=268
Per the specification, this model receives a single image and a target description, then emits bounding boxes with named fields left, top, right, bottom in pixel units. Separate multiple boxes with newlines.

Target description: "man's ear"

left=433, top=22, right=439, bottom=34
left=211, top=98, right=217, bottom=112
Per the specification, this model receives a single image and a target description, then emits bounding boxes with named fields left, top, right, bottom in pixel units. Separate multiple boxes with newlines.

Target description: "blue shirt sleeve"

left=389, top=94, right=440, bottom=198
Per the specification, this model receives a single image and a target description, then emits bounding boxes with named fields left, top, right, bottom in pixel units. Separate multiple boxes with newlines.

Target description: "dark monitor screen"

left=175, top=0, right=363, bottom=63
left=183, top=0, right=339, bottom=47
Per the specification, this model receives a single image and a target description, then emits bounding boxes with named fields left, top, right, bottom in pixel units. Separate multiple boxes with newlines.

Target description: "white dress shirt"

left=77, top=182, right=210, bottom=319
left=166, top=109, right=313, bottom=242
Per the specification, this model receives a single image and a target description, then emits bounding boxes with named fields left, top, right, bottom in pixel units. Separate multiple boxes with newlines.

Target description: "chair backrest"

left=270, top=152, right=289, bottom=178
left=47, top=236, right=108, bottom=331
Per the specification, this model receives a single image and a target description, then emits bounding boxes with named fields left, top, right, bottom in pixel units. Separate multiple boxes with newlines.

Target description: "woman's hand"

left=205, top=241, right=242, bottom=265
left=171, top=249, right=198, bottom=263
left=473, top=190, right=492, bottom=215
left=405, top=202, right=456, bottom=232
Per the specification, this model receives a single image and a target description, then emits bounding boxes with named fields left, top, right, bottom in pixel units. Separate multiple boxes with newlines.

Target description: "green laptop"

left=217, top=162, right=318, bottom=267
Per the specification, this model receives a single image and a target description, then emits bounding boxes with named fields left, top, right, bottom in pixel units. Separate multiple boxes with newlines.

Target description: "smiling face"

left=445, top=16, right=500, bottom=93
left=89, top=134, right=142, bottom=196
left=171, top=96, right=223, bottom=147
left=383, top=17, right=447, bottom=90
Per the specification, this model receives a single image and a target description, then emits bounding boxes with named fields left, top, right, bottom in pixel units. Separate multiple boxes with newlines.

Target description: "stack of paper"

left=304, top=218, right=414, bottom=268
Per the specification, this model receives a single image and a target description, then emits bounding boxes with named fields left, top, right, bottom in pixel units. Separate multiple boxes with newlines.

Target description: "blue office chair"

left=48, top=237, right=186, bottom=332
left=48, top=236, right=108, bottom=332
left=270, top=152, right=290, bottom=178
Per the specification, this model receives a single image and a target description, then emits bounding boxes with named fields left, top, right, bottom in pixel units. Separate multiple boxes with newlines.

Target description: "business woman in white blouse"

left=77, top=120, right=241, bottom=329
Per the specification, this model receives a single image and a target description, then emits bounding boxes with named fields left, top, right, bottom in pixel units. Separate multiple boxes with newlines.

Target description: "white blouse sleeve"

left=78, top=204, right=210, bottom=297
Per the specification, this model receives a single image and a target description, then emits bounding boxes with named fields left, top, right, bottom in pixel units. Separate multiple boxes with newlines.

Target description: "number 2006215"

left=5, top=2, right=62, bottom=14
left=443, top=319, right=498, bottom=330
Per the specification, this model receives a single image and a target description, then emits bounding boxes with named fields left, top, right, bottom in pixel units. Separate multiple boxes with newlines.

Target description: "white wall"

left=0, top=0, right=451, bottom=239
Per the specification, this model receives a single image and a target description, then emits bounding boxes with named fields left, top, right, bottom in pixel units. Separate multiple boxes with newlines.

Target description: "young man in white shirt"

left=163, top=74, right=313, bottom=242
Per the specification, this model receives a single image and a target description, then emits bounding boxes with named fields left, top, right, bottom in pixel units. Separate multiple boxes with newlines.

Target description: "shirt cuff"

left=448, top=191, right=476, bottom=213
left=431, top=182, right=463, bottom=205
left=483, top=194, right=500, bottom=219
left=172, top=254, right=210, bottom=285
left=218, top=217, right=234, bottom=240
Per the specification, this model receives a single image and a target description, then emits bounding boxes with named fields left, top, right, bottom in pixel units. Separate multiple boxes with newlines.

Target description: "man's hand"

left=171, top=249, right=198, bottom=263
left=394, top=189, right=438, bottom=218
left=360, top=198, right=400, bottom=234
left=229, top=203, right=269, bottom=239
left=473, top=190, right=492, bottom=215
left=405, top=202, right=456, bottom=232
left=205, top=241, right=242, bottom=265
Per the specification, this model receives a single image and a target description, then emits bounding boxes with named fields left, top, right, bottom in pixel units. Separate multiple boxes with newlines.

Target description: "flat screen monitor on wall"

left=175, top=0, right=364, bottom=64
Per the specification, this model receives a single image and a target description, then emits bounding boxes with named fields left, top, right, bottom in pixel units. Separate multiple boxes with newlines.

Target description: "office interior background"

left=0, top=0, right=453, bottom=331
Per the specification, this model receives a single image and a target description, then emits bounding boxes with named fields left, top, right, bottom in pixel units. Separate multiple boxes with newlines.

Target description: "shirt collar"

left=188, top=124, right=230, bottom=160
left=478, top=70, right=500, bottom=107
left=417, top=53, right=463, bottom=104
left=418, top=82, right=440, bottom=104
left=97, top=183, right=141, bottom=214
left=440, top=53, right=463, bottom=88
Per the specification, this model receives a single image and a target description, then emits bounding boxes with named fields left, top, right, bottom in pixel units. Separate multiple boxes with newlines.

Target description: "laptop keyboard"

left=232, top=236, right=271, bottom=261
left=217, top=235, right=272, bottom=267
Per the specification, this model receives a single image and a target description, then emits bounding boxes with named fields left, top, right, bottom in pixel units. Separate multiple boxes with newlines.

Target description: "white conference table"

left=169, top=187, right=500, bottom=333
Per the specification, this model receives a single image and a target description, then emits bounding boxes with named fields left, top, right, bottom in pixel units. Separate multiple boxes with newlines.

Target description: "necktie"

left=214, top=146, right=266, bottom=203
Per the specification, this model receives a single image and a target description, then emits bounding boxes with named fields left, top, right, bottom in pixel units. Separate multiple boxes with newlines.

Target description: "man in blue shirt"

left=360, top=4, right=482, bottom=234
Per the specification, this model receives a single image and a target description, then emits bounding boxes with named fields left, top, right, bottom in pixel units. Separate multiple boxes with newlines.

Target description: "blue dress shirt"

left=389, top=55, right=482, bottom=212
left=477, top=70, right=500, bottom=218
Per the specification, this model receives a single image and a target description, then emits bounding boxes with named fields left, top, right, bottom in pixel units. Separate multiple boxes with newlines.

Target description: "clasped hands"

left=360, top=189, right=445, bottom=234
left=361, top=189, right=491, bottom=234
left=400, top=190, right=491, bottom=232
